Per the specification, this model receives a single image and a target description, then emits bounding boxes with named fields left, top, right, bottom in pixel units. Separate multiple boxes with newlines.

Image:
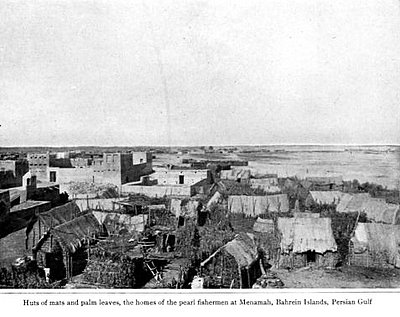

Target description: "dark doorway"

left=45, top=251, right=66, bottom=281
left=179, top=175, right=185, bottom=184
left=71, top=248, right=89, bottom=276
left=50, top=171, right=57, bottom=182
left=306, top=251, right=316, bottom=264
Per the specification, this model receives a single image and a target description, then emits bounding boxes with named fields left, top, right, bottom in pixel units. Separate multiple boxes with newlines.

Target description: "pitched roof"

left=336, top=193, right=371, bottom=212
left=253, top=217, right=274, bottom=233
left=351, top=223, right=400, bottom=268
left=200, top=233, right=258, bottom=269
left=38, top=201, right=81, bottom=228
left=361, top=200, right=400, bottom=224
left=51, top=213, right=101, bottom=253
left=277, top=217, right=337, bottom=254
left=223, top=233, right=258, bottom=268
left=337, top=194, right=400, bottom=224
left=308, top=191, right=344, bottom=205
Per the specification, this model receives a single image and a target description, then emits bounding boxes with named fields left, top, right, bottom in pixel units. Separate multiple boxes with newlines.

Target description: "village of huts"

left=1, top=153, right=400, bottom=289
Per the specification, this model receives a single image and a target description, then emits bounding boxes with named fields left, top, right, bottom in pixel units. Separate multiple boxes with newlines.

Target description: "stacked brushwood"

left=175, top=218, right=197, bottom=259
left=254, top=231, right=280, bottom=265
left=253, top=212, right=288, bottom=266
left=198, top=204, right=235, bottom=260
left=175, top=214, right=235, bottom=265
left=150, top=208, right=176, bottom=228
left=0, top=261, right=56, bottom=289
left=82, top=248, right=141, bottom=288
left=198, top=226, right=235, bottom=260
left=228, top=213, right=256, bottom=232
left=128, top=193, right=168, bottom=205
left=67, top=182, right=119, bottom=198
left=320, top=209, right=368, bottom=262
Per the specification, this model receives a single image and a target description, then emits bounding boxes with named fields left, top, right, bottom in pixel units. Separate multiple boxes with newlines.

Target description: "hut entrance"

left=45, top=251, right=66, bottom=281
left=71, top=248, right=89, bottom=276
left=306, top=251, right=316, bottom=264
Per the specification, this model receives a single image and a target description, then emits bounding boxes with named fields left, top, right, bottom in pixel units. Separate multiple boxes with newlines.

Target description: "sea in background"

left=168, top=145, right=400, bottom=190
left=236, top=145, right=400, bottom=189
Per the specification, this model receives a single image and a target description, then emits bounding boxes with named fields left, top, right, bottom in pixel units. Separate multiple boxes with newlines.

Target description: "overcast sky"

left=0, top=0, right=399, bottom=146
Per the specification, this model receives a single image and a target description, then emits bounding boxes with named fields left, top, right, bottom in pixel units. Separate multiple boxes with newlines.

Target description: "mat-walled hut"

left=277, top=217, right=338, bottom=269
left=348, top=223, right=400, bottom=268
left=31, top=202, right=101, bottom=281
left=200, top=233, right=261, bottom=288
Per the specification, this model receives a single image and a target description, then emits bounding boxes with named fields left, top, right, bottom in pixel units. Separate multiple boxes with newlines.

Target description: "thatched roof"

left=228, top=194, right=290, bottom=215
left=39, top=201, right=81, bottom=228
left=361, top=200, right=400, bottom=224
left=336, top=193, right=372, bottom=212
left=308, top=191, right=344, bottom=205
left=51, top=213, right=101, bottom=253
left=337, top=194, right=400, bottom=224
left=223, top=233, right=258, bottom=268
left=200, top=233, right=258, bottom=269
left=277, top=217, right=337, bottom=254
left=351, top=223, right=400, bottom=268
left=253, top=217, right=274, bottom=233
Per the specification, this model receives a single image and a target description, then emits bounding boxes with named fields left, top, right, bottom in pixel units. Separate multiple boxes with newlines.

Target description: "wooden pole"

left=221, top=253, right=224, bottom=287
left=238, top=264, right=242, bottom=289
left=70, top=253, right=73, bottom=280
left=259, top=259, right=266, bottom=275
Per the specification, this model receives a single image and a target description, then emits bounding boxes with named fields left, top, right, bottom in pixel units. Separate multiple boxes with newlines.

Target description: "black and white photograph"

left=0, top=0, right=399, bottom=313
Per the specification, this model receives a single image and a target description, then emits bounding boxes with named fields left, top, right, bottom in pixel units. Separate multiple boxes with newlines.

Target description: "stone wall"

left=122, top=184, right=193, bottom=198
left=153, top=169, right=210, bottom=186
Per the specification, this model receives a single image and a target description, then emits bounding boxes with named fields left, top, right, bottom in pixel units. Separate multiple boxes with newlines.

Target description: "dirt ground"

left=274, top=266, right=400, bottom=288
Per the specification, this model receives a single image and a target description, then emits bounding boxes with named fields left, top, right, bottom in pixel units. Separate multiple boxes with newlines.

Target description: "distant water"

left=234, top=145, right=400, bottom=189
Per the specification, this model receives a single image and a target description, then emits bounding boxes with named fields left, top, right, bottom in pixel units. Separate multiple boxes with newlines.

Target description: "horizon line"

left=1, top=143, right=399, bottom=148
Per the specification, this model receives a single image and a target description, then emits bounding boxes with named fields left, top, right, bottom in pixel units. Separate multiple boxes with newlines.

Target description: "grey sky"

left=0, top=0, right=399, bottom=146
